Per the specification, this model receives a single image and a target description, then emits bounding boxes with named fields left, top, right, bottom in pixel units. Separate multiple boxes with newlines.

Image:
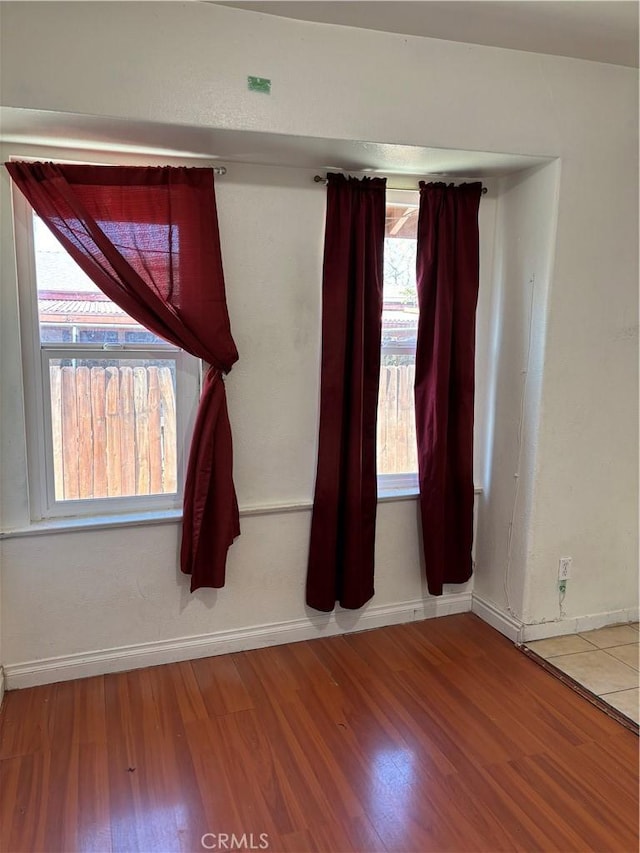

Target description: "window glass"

left=48, top=356, right=177, bottom=501
left=29, top=213, right=185, bottom=511
left=34, top=215, right=166, bottom=345
left=378, top=198, right=419, bottom=483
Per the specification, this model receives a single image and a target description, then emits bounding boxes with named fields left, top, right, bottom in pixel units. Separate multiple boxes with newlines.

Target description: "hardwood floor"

left=1, top=614, right=638, bottom=852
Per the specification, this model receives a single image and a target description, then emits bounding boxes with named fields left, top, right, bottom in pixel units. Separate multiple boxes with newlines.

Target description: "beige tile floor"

left=526, top=622, right=639, bottom=724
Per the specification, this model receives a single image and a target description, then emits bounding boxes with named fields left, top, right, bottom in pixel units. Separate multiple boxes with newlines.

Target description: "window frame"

left=12, top=181, right=200, bottom=521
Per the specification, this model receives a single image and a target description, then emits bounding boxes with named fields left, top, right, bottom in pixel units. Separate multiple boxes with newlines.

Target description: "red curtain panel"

left=7, top=161, right=239, bottom=591
left=415, top=181, right=482, bottom=596
left=306, top=174, right=386, bottom=611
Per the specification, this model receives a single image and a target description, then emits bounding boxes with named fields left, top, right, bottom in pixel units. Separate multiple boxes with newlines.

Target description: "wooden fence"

left=50, top=364, right=177, bottom=501
left=50, top=363, right=416, bottom=501
left=377, top=364, right=418, bottom=474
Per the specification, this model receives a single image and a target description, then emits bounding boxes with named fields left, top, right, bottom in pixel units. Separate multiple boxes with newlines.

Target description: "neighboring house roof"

left=38, top=290, right=417, bottom=334
left=38, top=290, right=133, bottom=326
left=40, top=298, right=125, bottom=316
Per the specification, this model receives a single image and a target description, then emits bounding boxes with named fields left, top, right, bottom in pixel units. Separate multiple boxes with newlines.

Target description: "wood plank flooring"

left=1, top=614, right=638, bottom=852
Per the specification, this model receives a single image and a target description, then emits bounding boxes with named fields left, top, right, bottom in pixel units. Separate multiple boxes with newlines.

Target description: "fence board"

left=50, top=366, right=64, bottom=501
left=119, top=367, right=135, bottom=496
left=105, top=367, right=122, bottom=496
left=408, top=364, right=417, bottom=473
left=159, top=367, right=177, bottom=494
left=61, top=366, right=79, bottom=499
left=91, top=367, right=107, bottom=499
left=76, top=367, right=93, bottom=499
left=148, top=367, right=162, bottom=494
left=398, top=366, right=412, bottom=473
left=133, top=367, right=150, bottom=494
left=377, top=367, right=388, bottom=473
left=386, top=368, right=398, bottom=474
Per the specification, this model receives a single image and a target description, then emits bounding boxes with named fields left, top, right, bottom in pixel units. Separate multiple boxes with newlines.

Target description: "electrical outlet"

left=559, top=557, right=572, bottom=580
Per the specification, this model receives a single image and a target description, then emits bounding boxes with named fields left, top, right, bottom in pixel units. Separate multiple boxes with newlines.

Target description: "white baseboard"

left=520, top=606, right=640, bottom=642
left=471, top=593, right=524, bottom=642
left=6, top=593, right=635, bottom=691
left=4, top=592, right=472, bottom=690
left=0, top=667, right=5, bottom=707
left=470, top=593, right=639, bottom=645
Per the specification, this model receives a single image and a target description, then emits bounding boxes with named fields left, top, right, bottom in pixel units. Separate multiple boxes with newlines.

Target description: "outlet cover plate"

left=559, top=557, right=572, bottom=580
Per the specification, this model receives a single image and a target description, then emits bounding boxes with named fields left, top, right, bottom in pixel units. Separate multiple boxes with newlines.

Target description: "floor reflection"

left=368, top=745, right=416, bottom=823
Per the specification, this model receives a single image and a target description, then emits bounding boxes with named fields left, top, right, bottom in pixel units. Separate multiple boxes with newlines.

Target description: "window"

left=377, top=191, right=419, bottom=492
left=14, top=195, right=199, bottom=519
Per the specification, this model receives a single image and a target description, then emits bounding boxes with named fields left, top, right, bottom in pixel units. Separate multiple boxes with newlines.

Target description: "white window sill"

left=378, top=486, right=420, bottom=501
left=0, top=487, right=483, bottom=539
left=378, top=485, right=482, bottom=501
left=0, top=508, right=184, bottom=540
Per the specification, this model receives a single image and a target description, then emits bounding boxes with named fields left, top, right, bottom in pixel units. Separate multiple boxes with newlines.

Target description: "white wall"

left=525, top=160, right=639, bottom=624
left=475, top=161, right=561, bottom=619
left=217, top=163, right=324, bottom=509
left=0, top=2, right=637, bottom=678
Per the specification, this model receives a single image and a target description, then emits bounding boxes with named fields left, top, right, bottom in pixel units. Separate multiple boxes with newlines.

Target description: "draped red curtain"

left=306, top=174, right=386, bottom=612
left=414, top=181, right=482, bottom=596
left=7, top=161, right=239, bottom=592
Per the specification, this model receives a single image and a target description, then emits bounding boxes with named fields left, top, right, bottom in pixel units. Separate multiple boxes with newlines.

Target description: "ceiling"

left=214, top=1, right=639, bottom=68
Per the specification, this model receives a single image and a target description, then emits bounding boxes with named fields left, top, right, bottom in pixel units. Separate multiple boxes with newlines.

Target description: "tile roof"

left=39, top=299, right=126, bottom=317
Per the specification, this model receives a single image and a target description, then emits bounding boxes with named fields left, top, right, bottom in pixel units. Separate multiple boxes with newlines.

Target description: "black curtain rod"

left=313, top=174, right=487, bottom=194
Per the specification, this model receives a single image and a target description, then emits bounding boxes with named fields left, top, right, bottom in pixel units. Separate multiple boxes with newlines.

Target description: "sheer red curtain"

left=414, top=181, right=482, bottom=596
left=306, top=174, right=386, bottom=611
left=7, top=161, right=239, bottom=591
